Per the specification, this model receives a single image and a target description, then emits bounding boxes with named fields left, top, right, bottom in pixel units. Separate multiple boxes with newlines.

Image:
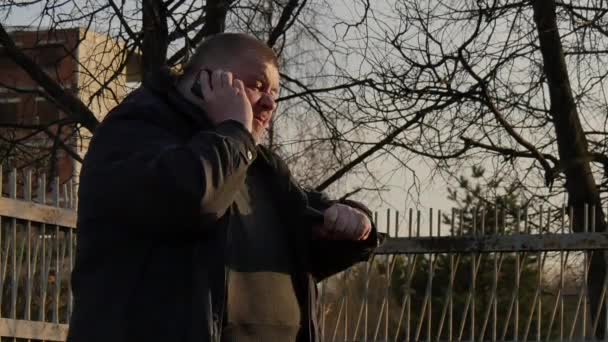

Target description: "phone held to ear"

left=190, top=68, right=213, bottom=100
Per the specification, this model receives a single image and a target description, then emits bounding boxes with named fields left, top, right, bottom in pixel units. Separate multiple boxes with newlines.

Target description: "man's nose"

left=258, top=93, right=277, bottom=111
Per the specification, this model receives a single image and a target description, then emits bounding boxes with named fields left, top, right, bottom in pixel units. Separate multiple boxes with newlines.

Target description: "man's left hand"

left=313, top=203, right=372, bottom=241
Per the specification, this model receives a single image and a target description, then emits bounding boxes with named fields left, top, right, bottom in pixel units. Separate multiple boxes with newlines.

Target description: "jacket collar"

left=143, top=67, right=213, bottom=132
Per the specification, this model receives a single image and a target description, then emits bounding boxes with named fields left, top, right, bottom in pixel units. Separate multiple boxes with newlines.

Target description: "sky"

left=1, top=0, right=455, bottom=235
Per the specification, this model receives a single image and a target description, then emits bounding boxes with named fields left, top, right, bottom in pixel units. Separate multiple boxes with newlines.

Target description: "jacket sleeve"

left=306, top=191, right=384, bottom=282
left=254, top=146, right=383, bottom=281
left=77, top=112, right=256, bottom=231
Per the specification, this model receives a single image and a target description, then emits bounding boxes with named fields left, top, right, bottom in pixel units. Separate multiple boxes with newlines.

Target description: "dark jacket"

left=67, top=68, right=381, bottom=342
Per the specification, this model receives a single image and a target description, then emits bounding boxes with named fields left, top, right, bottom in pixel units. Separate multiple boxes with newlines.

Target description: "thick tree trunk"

left=142, top=0, right=168, bottom=83
left=532, top=0, right=607, bottom=337
left=202, top=0, right=230, bottom=36
left=166, top=0, right=229, bottom=66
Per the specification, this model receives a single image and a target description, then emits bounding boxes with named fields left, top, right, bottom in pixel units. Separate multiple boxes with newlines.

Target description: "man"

left=67, top=32, right=381, bottom=342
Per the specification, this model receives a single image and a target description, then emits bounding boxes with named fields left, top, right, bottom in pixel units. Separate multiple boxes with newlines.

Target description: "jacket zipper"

left=309, top=275, right=314, bottom=342
left=215, top=213, right=232, bottom=341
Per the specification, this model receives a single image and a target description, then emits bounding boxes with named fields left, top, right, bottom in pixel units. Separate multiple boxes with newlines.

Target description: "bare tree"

left=2, top=1, right=606, bottom=227
left=0, top=1, right=347, bottom=187
left=2, top=0, right=608, bottom=335
left=340, top=0, right=607, bottom=335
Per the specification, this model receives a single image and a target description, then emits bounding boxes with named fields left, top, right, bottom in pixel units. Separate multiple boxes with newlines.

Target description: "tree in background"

left=355, top=0, right=608, bottom=333
left=383, top=166, right=548, bottom=340
left=1, top=0, right=607, bottom=334
left=319, top=167, right=571, bottom=341
left=0, top=1, right=606, bottom=203
left=0, top=0, right=391, bottom=199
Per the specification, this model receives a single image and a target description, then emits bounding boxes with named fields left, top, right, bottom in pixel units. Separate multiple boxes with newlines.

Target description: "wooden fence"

left=0, top=167, right=75, bottom=341
left=2, top=166, right=608, bottom=341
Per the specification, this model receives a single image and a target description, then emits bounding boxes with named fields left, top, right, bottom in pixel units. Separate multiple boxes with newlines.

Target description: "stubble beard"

left=252, top=124, right=264, bottom=145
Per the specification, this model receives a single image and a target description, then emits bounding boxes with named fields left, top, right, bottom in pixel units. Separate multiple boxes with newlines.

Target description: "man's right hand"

left=197, top=69, right=253, bottom=133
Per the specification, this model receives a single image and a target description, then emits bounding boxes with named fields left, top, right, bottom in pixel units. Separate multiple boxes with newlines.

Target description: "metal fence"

left=318, top=207, right=608, bottom=342
left=1, top=167, right=608, bottom=341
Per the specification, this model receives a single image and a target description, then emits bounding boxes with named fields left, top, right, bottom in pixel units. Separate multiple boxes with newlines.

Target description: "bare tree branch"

left=315, top=99, right=458, bottom=192
left=461, top=137, right=560, bottom=165
left=166, top=0, right=231, bottom=66
left=458, top=51, right=555, bottom=186
left=267, top=0, right=304, bottom=47
left=0, top=23, right=99, bottom=133
left=108, top=0, right=142, bottom=50
left=142, top=0, right=168, bottom=81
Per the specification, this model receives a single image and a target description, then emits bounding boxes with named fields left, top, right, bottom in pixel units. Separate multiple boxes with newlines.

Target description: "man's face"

left=229, top=54, right=280, bottom=142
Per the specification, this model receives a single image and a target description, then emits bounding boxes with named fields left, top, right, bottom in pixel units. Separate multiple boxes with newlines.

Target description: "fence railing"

left=318, top=207, right=608, bottom=342
left=0, top=168, right=75, bottom=341
left=2, top=167, right=608, bottom=341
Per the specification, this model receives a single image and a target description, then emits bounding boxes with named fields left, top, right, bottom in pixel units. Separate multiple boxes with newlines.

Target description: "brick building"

left=0, top=27, right=140, bottom=198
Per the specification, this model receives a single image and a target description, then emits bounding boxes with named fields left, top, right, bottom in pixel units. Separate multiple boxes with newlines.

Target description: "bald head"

left=184, top=33, right=279, bottom=77
left=177, top=32, right=281, bottom=144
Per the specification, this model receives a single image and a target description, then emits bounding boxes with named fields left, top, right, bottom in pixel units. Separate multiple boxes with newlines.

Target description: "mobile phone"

left=190, top=68, right=213, bottom=100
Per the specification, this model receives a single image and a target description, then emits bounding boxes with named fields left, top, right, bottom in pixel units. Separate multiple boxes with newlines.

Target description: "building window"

left=24, top=44, right=70, bottom=68
left=0, top=98, right=20, bottom=124
left=42, top=46, right=69, bottom=67
left=35, top=98, right=60, bottom=124
left=0, top=48, right=15, bottom=68
left=37, top=39, right=66, bottom=45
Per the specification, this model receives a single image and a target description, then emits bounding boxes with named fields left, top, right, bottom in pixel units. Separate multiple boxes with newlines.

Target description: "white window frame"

left=37, top=39, right=66, bottom=46
left=0, top=97, right=20, bottom=103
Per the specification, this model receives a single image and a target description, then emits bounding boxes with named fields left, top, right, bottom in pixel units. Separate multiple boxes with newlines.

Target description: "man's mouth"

left=254, top=116, right=268, bottom=126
